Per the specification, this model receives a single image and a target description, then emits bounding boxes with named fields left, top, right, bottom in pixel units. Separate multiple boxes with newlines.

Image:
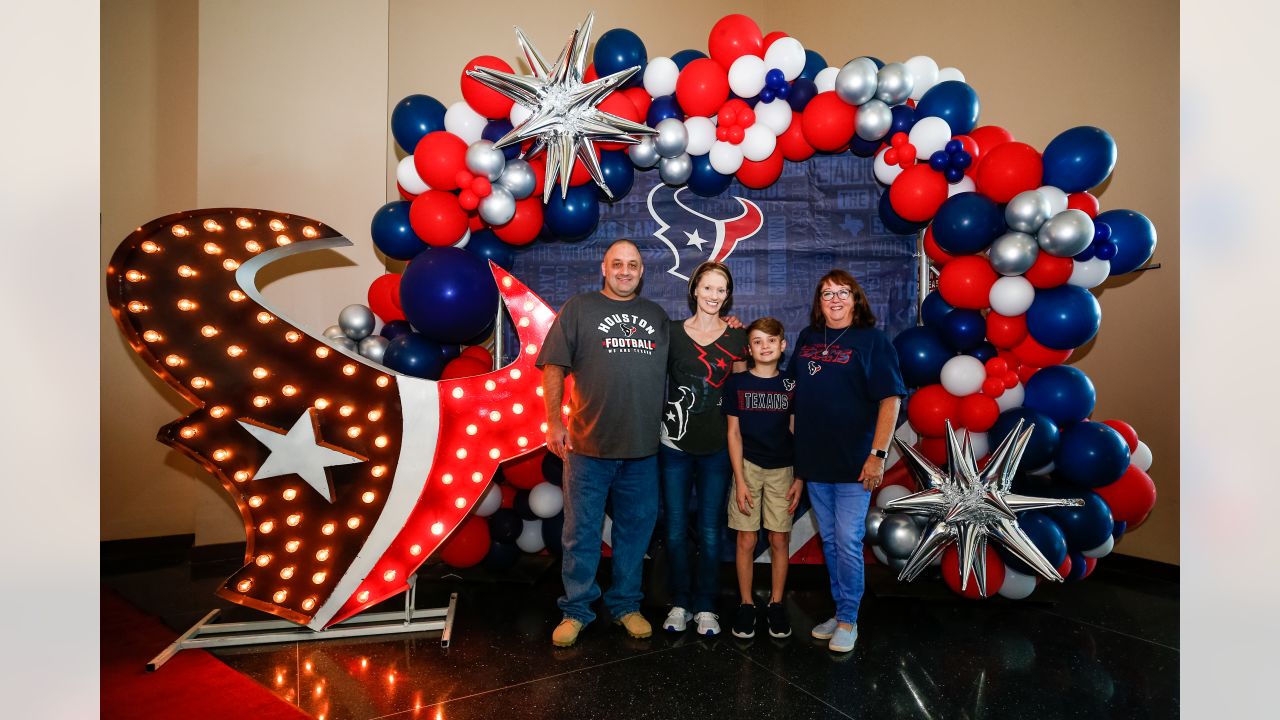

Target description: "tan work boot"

left=615, top=612, right=652, bottom=639
left=552, top=618, right=584, bottom=647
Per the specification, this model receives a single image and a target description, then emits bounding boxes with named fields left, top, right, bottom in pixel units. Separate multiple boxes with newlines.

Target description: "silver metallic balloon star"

left=886, top=419, right=1084, bottom=595
left=466, top=12, right=657, bottom=202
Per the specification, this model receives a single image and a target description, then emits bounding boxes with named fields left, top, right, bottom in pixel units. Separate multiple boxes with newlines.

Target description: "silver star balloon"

left=466, top=13, right=657, bottom=202
left=886, top=419, right=1085, bottom=595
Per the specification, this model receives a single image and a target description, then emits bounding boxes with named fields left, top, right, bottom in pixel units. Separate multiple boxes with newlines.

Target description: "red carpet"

left=101, top=590, right=311, bottom=720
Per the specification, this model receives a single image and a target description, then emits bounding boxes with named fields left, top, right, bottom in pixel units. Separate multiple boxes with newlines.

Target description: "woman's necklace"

left=822, top=324, right=851, bottom=356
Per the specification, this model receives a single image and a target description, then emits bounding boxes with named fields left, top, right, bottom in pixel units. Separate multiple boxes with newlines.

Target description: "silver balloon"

left=478, top=185, right=516, bottom=226
left=338, top=304, right=376, bottom=340
left=1037, top=209, right=1095, bottom=257
left=658, top=153, right=692, bottom=185
left=465, top=140, right=506, bottom=181
left=887, top=556, right=909, bottom=573
left=629, top=136, right=660, bottom=168
left=865, top=506, right=887, bottom=543
left=988, top=232, right=1040, bottom=276
left=322, top=324, right=347, bottom=340
left=835, top=57, right=878, bottom=105
left=358, top=335, right=389, bottom=364
left=855, top=99, right=893, bottom=141
left=875, top=62, right=914, bottom=105
left=330, top=335, right=357, bottom=352
left=879, top=514, right=922, bottom=559
left=1005, top=190, right=1053, bottom=233
left=496, top=158, right=536, bottom=200
left=654, top=117, right=689, bottom=159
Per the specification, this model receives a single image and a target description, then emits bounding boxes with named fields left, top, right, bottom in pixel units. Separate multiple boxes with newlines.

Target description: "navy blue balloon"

left=866, top=56, right=885, bottom=69
left=991, top=407, right=1061, bottom=470
left=513, top=490, right=537, bottom=520
left=380, top=319, right=413, bottom=341
left=889, top=104, right=917, bottom=138
left=1024, top=365, right=1096, bottom=425
left=921, top=290, right=954, bottom=328
left=940, top=308, right=987, bottom=351
left=438, top=343, right=461, bottom=363
left=489, top=508, right=522, bottom=544
left=483, top=540, right=521, bottom=571
left=465, top=228, right=516, bottom=269
left=540, top=511, right=564, bottom=554
left=481, top=119, right=519, bottom=159
left=464, top=319, right=496, bottom=347
left=687, top=153, right=732, bottom=197
left=390, top=94, right=446, bottom=154
left=760, top=87, right=777, bottom=103
left=929, top=151, right=949, bottom=171
left=1026, top=285, right=1102, bottom=350
left=915, top=81, right=980, bottom=135
left=400, top=247, right=499, bottom=344
left=1043, top=488, right=1115, bottom=552
left=893, top=326, right=954, bottom=387
left=788, top=78, right=818, bottom=112
left=1041, top=126, right=1117, bottom=193
left=879, top=189, right=927, bottom=234
left=799, top=50, right=828, bottom=80
left=998, top=510, right=1067, bottom=576
left=383, top=333, right=446, bottom=379
left=931, top=192, right=1005, bottom=254
left=969, top=342, right=997, bottom=364
left=370, top=201, right=425, bottom=261
left=1064, top=551, right=1089, bottom=581
left=598, top=150, right=635, bottom=199
left=1075, top=242, right=1097, bottom=262
left=543, top=184, right=601, bottom=241
left=765, top=69, right=786, bottom=89
left=1112, top=520, right=1127, bottom=539
left=1094, top=209, right=1156, bottom=274
left=594, top=28, right=647, bottom=88
left=849, top=134, right=882, bottom=158
left=1054, top=421, right=1130, bottom=488
left=670, top=49, right=707, bottom=70
left=646, top=94, right=684, bottom=126
left=542, top=450, right=564, bottom=485
left=1094, top=239, right=1117, bottom=261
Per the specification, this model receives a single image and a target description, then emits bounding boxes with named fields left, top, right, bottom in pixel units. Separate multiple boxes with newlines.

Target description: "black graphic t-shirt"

left=537, top=291, right=670, bottom=459
left=721, top=371, right=794, bottom=469
left=661, top=324, right=746, bottom=455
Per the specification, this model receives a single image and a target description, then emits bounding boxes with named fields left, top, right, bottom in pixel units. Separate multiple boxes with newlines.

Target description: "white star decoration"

left=239, top=409, right=366, bottom=503
left=466, top=12, right=657, bottom=202
left=684, top=229, right=707, bottom=249
left=886, top=420, right=1085, bottom=595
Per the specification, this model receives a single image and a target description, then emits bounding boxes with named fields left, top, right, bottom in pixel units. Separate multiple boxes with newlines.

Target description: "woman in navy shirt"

left=787, top=268, right=905, bottom=653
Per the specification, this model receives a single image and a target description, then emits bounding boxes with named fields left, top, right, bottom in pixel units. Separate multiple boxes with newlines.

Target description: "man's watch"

left=869, top=448, right=889, bottom=460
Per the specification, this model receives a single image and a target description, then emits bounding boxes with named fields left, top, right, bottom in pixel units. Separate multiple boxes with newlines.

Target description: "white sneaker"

left=811, top=617, right=839, bottom=640
left=663, top=607, right=693, bottom=632
left=693, top=612, right=721, bottom=637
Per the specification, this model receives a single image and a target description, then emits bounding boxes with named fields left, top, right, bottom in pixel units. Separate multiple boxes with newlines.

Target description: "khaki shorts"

left=727, top=460, right=795, bottom=533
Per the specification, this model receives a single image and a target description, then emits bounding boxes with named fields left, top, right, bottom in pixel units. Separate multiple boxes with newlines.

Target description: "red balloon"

left=777, top=113, right=814, bottom=161
left=1017, top=365, right=1039, bottom=384
left=890, top=165, right=949, bottom=222
left=1081, top=556, right=1098, bottom=579
left=413, top=131, right=469, bottom=191
left=986, top=312, right=1028, bottom=348
left=500, top=483, right=516, bottom=509
left=1011, top=334, right=1072, bottom=368
left=502, top=449, right=546, bottom=490
left=622, top=87, right=651, bottom=119
left=762, top=30, right=789, bottom=51
left=409, top=190, right=469, bottom=247
left=941, top=545, right=1005, bottom=599
left=367, top=273, right=405, bottom=323
left=708, top=14, right=764, bottom=69
left=583, top=63, right=598, bottom=82
left=1003, top=370, right=1019, bottom=389
left=460, top=55, right=516, bottom=119
left=1095, top=465, right=1157, bottom=525
left=1023, top=252, right=1074, bottom=289
left=468, top=211, right=486, bottom=233
left=675, top=58, right=731, bottom=117
left=493, top=196, right=544, bottom=245
left=1057, top=555, right=1072, bottom=577
left=924, top=225, right=957, bottom=266
left=598, top=92, right=641, bottom=150
left=438, top=514, right=490, bottom=568
left=976, top=142, right=1043, bottom=203
left=396, top=182, right=417, bottom=202
left=737, top=149, right=784, bottom=188
left=1067, top=191, right=1100, bottom=218
left=461, top=344, right=493, bottom=366
left=937, top=256, right=998, bottom=310
left=967, top=125, right=1014, bottom=174
left=1101, top=420, right=1139, bottom=452
left=727, top=125, right=745, bottom=144
left=800, top=92, right=856, bottom=152
left=958, top=394, right=1000, bottom=432
left=984, top=357, right=1008, bottom=376
left=907, top=384, right=961, bottom=437
left=917, top=436, right=948, bottom=465
left=981, top=377, right=1006, bottom=398
left=439, top=355, right=490, bottom=380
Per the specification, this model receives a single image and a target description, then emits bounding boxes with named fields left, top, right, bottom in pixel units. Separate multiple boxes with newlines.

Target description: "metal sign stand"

left=147, top=575, right=457, bottom=671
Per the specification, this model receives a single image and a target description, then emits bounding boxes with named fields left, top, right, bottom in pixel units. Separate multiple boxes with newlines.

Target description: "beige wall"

left=103, top=0, right=1178, bottom=562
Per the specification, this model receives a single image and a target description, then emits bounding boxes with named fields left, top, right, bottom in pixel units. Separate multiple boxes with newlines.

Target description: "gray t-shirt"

left=536, top=291, right=671, bottom=459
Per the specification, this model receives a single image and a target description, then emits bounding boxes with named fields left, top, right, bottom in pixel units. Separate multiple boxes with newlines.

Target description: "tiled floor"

left=103, top=554, right=1177, bottom=719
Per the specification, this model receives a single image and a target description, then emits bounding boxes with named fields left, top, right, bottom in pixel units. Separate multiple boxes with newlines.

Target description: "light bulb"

left=540, top=422, right=549, bottom=433
left=280, top=566, right=295, bottom=580
left=127, top=301, right=146, bottom=313
left=203, top=219, right=222, bottom=232
left=451, top=387, right=464, bottom=399
left=455, top=448, right=467, bottom=459
left=312, top=572, right=327, bottom=584
left=237, top=579, right=253, bottom=592
left=259, top=520, right=274, bottom=533
left=248, top=495, right=264, bottom=508
left=252, top=367, right=269, bottom=379
left=176, top=299, right=197, bottom=311
left=488, top=448, right=501, bottom=460
left=367, top=410, right=382, bottom=421
left=512, top=403, right=524, bottom=414
left=282, top=488, right=297, bottom=501
left=371, top=465, right=386, bottom=478
left=431, top=522, right=444, bottom=535
left=321, top=523, right=335, bottom=535
left=315, top=347, right=330, bottom=359
left=466, top=425, right=477, bottom=436
left=525, top=343, right=537, bottom=355
left=125, top=270, right=145, bottom=282
left=253, top=395, right=270, bottom=407
left=273, top=590, right=288, bottom=603
left=171, top=225, right=189, bottom=237
left=536, top=386, right=545, bottom=397
left=302, top=597, right=316, bottom=611
left=269, top=219, right=285, bottom=232
left=285, top=540, right=300, bottom=552
left=517, top=436, right=528, bottom=447
left=338, top=405, right=353, bottom=417
left=201, top=325, right=219, bottom=337
left=223, top=344, right=241, bottom=358
left=342, top=364, right=356, bottom=376
left=140, top=240, right=159, bottom=253
left=210, top=447, right=228, bottom=459
left=361, top=491, right=375, bottom=503
left=314, top=398, right=330, bottom=409
left=282, top=385, right=298, bottom=396
left=376, top=376, right=390, bottom=387
left=484, top=380, right=496, bottom=391
left=409, top=544, right=422, bottom=556
left=179, top=426, right=197, bottom=439
left=302, top=226, right=319, bottom=238
left=256, top=312, right=273, bottom=324
left=191, top=375, right=210, bottom=389
left=356, top=590, right=370, bottom=603
left=245, top=240, right=262, bottom=253
left=276, top=234, right=292, bottom=246
left=164, top=354, right=183, bottom=367
left=471, top=472, right=483, bottom=483
left=209, top=405, right=228, bottom=418
left=441, top=473, right=453, bottom=485
left=315, top=548, right=330, bottom=561
left=223, top=259, right=240, bottom=271
left=346, top=517, right=360, bottom=529
left=454, top=497, right=466, bottom=509
left=228, top=290, right=246, bottom=302
left=518, top=316, right=530, bottom=328
left=489, top=410, right=502, bottom=422
left=383, top=570, right=397, bottom=582
left=233, top=470, right=250, bottom=482
left=502, top=276, right=513, bottom=288
left=236, top=216, right=253, bottom=229
left=509, top=369, right=522, bottom=380
left=202, top=242, right=220, bottom=255
left=142, top=330, right=163, bottom=342
left=255, top=553, right=271, bottom=566
left=285, top=331, right=301, bottom=343
left=286, top=513, right=302, bottom=526
left=374, top=435, right=388, bottom=448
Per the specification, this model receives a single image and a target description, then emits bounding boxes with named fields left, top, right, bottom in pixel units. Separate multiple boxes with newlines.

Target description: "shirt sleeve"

left=868, top=328, right=908, bottom=400
left=783, top=327, right=806, bottom=380
left=535, top=295, right=576, bottom=369
left=721, top=373, right=739, bottom=416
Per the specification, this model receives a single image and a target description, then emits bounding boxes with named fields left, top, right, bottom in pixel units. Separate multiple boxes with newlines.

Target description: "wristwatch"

left=869, top=448, right=889, bottom=460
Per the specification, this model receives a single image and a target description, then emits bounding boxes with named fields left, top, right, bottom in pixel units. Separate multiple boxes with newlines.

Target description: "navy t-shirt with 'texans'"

left=721, top=370, right=794, bottom=469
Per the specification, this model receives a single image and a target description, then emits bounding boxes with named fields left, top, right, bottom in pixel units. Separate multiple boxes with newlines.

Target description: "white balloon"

left=741, top=123, right=777, bottom=162
left=1132, top=440, right=1153, bottom=472
left=908, top=116, right=952, bottom=160
left=894, top=422, right=919, bottom=447
left=754, top=98, right=793, bottom=135
left=903, top=55, right=939, bottom=101
left=967, top=431, right=990, bottom=460
left=445, top=101, right=486, bottom=144
left=937, top=67, right=966, bottom=84
left=940, top=355, right=987, bottom=397
left=1068, top=257, right=1112, bottom=288
left=1082, top=535, right=1115, bottom=559
left=684, top=116, right=717, bottom=156
left=516, top=519, right=545, bottom=553
left=728, top=54, right=767, bottom=98
left=996, top=382, right=1025, bottom=412
left=814, top=66, right=839, bottom=93
left=998, top=568, right=1037, bottom=600
left=873, top=147, right=903, bottom=185
left=989, top=275, right=1035, bottom=316
left=475, top=482, right=503, bottom=517
left=875, top=484, right=910, bottom=509
left=947, top=175, right=976, bottom=197
left=764, top=37, right=806, bottom=80
left=708, top=141, right=744, bottom=175
left=396, top=155, right=429, bottom=195
left=451, top=228, right=471, bottom=249
left=1037, top=185, right=1069, bottom=216
left=528, top=482, right=564, bottom=519
left=510, top=103, right=532, bottom=127
left=643, top=56, right=679, bottom=97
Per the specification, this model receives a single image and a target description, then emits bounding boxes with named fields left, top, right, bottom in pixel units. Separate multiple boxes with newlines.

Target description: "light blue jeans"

left=807, top=481, right=871, bottom=624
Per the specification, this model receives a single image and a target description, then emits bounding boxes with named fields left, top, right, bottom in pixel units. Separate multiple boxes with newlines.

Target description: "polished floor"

left=103, top=552, right=1178, bottom=719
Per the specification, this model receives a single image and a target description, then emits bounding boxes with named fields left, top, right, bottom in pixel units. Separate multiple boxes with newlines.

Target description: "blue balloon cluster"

left=1042, top=126, right=1117, bottom=193
left=928, top=139, right=974, bottom=183
left=391, top=94, right=446, bottom=154
left=1026, top=285, right=1102, bottom=350
left=759, top=69, right=791, bottom=103
left=893, top=326, right=952, bottom=387
left=1094, top=209, right=1157, bottom=274
left=1054, top=421, right=1130, bottom=488
left=931, top=192, right=1004, bottom=255
left=915, top=81, right=980, bottom=135
left=1023, top=365, right=1096, bottom=425
left=593, top=28, right=647, bottom=88
left=647, top=95, right=684, bottom=126
left=370, top=201, right=424, bottom=261
left=400, top=247, right=499, bottom=344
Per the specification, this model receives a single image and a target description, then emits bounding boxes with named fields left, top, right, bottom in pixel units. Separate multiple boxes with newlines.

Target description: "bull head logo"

left=106, top=209, right=558, bottom=629
left=646, top=184, right=764, bottom=280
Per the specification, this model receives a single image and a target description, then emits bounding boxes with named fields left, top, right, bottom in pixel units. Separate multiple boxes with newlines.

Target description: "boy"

left=722, top=317, right=802, bottom=639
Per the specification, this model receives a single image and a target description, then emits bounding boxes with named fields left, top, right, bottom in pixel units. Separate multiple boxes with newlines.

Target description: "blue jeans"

left=659, top=444, right=732, bottom=614
left=807, top=481, right=871, bottom=624
left=558, top=452, right=659, bottom=624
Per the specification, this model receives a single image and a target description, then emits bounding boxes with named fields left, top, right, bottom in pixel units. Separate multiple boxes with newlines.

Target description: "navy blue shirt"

left=721, top=371, right=794, bottom=469
left=787, top=326, right=906, bottom=483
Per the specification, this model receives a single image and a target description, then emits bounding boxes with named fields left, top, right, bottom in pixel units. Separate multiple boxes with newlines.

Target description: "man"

left=537, top=239, right=670, bottom=647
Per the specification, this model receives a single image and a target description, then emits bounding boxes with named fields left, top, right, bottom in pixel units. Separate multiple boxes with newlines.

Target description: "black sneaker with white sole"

left=731, top=603, right=757, bottom=639
left=766, top=602, right=792, bottom=638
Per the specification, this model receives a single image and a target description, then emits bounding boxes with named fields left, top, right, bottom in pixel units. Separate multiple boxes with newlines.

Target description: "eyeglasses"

left=821, top=289, right=852, bottom=301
